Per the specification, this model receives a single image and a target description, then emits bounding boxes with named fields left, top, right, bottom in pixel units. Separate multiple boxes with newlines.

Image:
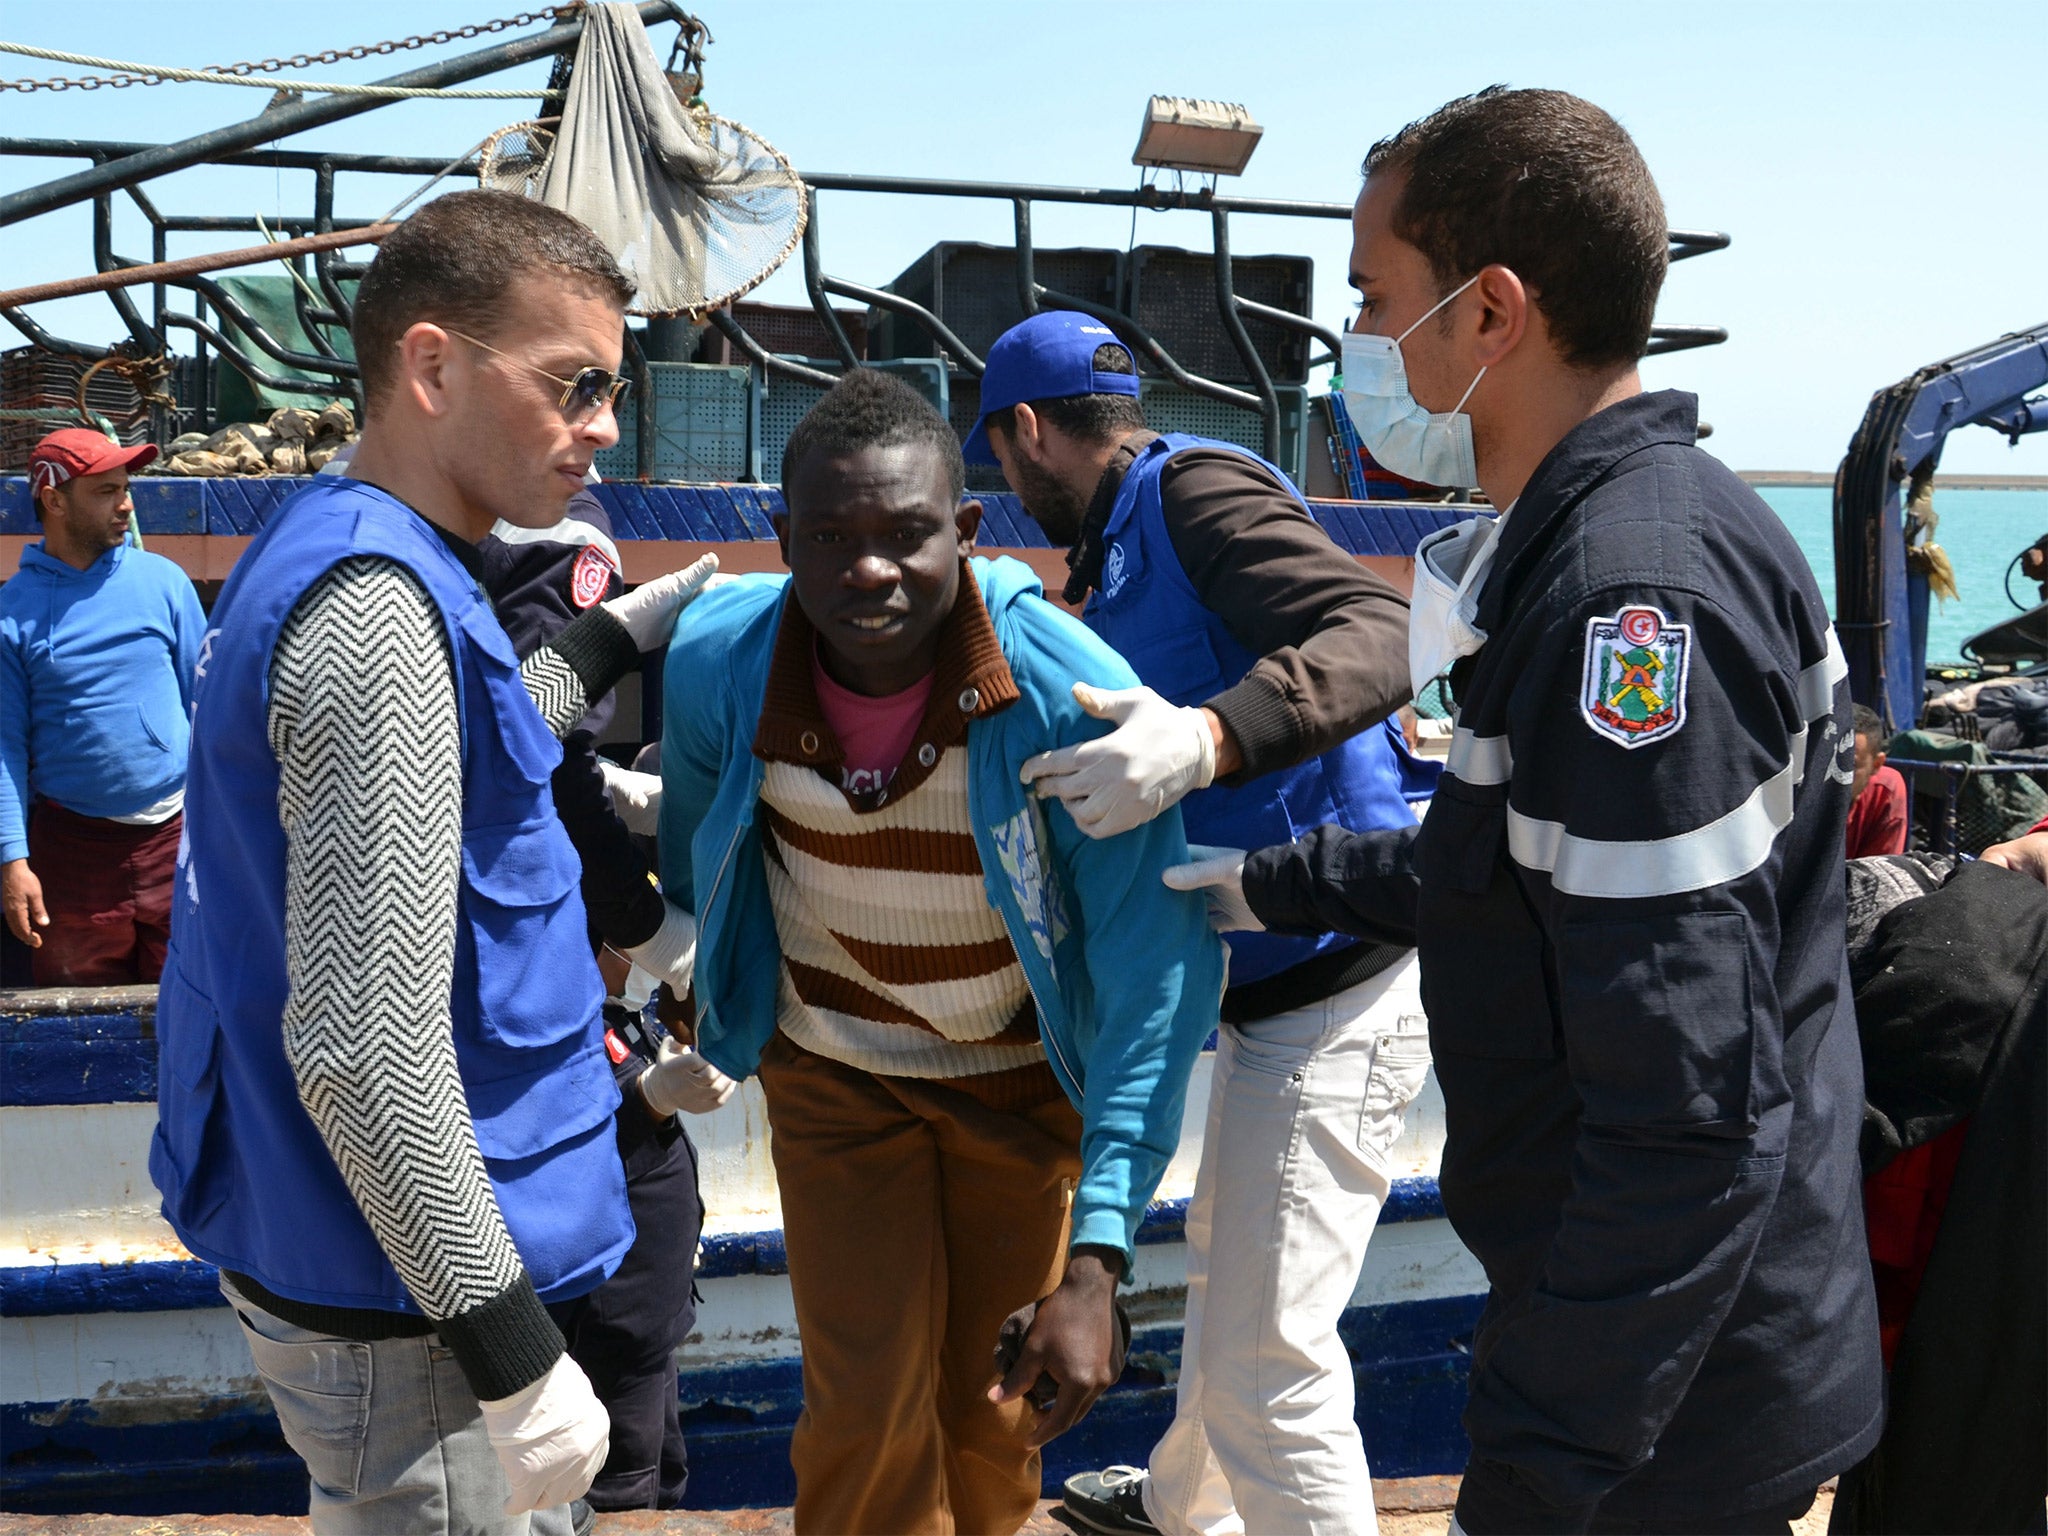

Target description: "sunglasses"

left=439, top=326, right=630, bottom=422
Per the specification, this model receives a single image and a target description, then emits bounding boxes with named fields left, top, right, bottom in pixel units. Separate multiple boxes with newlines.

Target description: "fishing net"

left=477, top=3, right=804, bottom=316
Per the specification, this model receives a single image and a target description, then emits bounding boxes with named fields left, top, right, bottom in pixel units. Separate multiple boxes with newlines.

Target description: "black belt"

left=1221, top=939, right=1412, bottom=1027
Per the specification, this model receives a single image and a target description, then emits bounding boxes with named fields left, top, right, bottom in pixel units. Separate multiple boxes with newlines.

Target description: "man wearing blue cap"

left=965, top=311, right=1432, bottom=1536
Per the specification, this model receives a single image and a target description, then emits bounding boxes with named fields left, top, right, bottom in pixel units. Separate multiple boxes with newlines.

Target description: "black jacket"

left=1243, top=392, right=1883, bottom=1530
left=478, top=493, right=665, bottom=959
left=1831, top=859, right=2047, bottom=1534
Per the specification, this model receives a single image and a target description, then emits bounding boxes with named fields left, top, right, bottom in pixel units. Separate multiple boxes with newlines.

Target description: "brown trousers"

left=758, top=1032, right=1083, bottom=1536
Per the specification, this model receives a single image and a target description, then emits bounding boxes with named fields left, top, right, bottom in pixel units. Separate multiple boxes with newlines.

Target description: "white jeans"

left=1144, top=954, right=1431, bottom=1536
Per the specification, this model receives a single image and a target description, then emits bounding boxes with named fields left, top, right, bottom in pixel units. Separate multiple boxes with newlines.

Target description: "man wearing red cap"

left=1, top=427, right=204, bottom=984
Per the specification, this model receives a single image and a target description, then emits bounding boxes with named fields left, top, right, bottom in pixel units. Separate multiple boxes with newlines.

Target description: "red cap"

left=28, top=428, right=157, bottom=499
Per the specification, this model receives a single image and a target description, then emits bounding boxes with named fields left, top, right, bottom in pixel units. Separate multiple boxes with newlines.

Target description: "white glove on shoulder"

left=600, top=552, right=719, bottom=651
left=639, top=1036, right=738, bottom=1116
left=1162, top=844, right=1264, bottom=933
left=1018, top=682, right=1217, bottom=839
left=598, top=758, right=663, bottom=836
left=477, top=1351, right=609, bottom=1516
left=621, top=900, right=696, bottom=997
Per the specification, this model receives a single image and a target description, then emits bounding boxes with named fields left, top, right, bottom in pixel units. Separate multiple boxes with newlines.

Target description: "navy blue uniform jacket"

left=1243, top=391, right=1883, bottom=1530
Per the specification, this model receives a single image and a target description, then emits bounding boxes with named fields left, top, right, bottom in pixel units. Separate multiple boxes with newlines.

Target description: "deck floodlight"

left=1132, top=96, right=1264, bottom=177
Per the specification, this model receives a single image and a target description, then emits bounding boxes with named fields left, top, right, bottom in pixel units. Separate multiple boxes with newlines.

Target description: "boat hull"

left=2, top=992, right=1484, bottom=1513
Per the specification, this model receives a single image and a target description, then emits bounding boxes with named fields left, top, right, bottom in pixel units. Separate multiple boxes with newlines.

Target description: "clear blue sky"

left=3, top=0, right=2043, bottom=476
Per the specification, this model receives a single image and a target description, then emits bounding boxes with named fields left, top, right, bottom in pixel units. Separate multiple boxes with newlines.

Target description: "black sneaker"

left=1062, top=1466, right=1160, bottom=1534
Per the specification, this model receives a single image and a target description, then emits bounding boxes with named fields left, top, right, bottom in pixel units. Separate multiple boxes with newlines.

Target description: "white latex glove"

left=616, top=961, right=659, bottom=1014
left=621, top=900, right=697, bottom=997
left=477, top=1351, right=609, bottom=1516
left=639, top=1036, right=738, bottom=1116
left=600, top=552, right=719, bottom=651
left=1018, top=683, right=1217, bottom=839
left=599, top=759, right=663, bottom=836
left=1162, top=844, right=1265, bottom=933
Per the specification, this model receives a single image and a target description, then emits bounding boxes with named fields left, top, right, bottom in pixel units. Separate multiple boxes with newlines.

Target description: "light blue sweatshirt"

left=660, top=556, right=1226, bottom=1260
left=0, top=541, right=207, bottom=862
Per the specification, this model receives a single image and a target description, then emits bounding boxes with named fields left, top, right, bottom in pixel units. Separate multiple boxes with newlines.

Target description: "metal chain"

left=203, top=9, right=575, bottom=79
left=0, top=8, right=574, bottom=94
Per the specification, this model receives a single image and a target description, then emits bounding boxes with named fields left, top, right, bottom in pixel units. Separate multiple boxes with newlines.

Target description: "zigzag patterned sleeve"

left=519, top=604, right=641, bottom=740
left=268, top=558, right=564, bottom=1402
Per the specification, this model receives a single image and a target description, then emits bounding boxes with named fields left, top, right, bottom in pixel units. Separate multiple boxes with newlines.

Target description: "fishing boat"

left=0, top=4, right=1735, bottom=1514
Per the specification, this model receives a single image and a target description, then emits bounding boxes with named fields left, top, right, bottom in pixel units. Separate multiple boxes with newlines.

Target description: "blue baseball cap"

left=961, top=311, right=1142, bottom=464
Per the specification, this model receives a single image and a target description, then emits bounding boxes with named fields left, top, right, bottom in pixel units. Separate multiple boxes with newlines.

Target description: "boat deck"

left=0, top=1482, right=1844, bottom=1535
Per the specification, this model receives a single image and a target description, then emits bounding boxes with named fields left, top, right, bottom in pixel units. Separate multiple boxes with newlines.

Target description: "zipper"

left=690, top=802, right=752, bottom=1038
left=997, top=863, right=1081, bottom=1096
left=969, top=734, right=1084, bottom=1098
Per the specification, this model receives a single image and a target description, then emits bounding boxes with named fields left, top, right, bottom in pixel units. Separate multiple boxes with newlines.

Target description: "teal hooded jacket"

left=659, top=555, right=1224, bottom=1259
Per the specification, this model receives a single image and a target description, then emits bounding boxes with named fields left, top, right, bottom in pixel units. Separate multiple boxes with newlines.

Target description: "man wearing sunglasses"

left=150, top=190, right=715, bottom=1534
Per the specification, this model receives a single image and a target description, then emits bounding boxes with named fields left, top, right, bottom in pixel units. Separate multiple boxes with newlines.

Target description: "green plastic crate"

left=756, top=360, right=948, bottom=485
left=1139, top=380, right=1309, bottom=486
left=595, top=362, right=756, bottom=482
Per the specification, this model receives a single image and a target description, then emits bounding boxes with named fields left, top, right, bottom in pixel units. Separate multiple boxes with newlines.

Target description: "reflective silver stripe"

left=1447, top=725, right=1512, bottom=786
left=1509, top=731, right=1804, bottom=897
left=1796, top=628, right=1849, bottom=723
left=1510, top=629, right=1844, bottom=899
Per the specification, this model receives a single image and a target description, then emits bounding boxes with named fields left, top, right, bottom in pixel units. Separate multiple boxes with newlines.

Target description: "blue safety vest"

left=149, top=478, right=630, bottom=1312
left=1085, top=434, right=1432, bottom=986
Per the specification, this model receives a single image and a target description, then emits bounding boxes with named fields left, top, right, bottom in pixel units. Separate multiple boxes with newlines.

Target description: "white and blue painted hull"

left=3, top=984, right=1483, bottom=1515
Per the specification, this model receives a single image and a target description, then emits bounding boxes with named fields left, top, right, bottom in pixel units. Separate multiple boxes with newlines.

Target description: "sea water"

left=1755, top=486, right=2044, bottom=666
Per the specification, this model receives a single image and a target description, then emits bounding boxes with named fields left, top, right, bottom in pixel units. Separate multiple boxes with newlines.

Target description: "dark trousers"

left=27, top=801, right=179, bottom=986
left=555, top=1099, right=703, bottom=1511
left=1586, top=1488, right=1818, bottom=1534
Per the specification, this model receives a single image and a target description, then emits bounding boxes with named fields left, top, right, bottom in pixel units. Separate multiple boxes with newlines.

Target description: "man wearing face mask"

left=964, top=313, right=1439, bottom=1536
left=1173, top=88, right=1883, bottom=1535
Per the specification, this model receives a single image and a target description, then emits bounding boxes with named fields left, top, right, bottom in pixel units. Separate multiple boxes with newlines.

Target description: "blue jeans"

left=223, top=1276, right=578, bottom=1536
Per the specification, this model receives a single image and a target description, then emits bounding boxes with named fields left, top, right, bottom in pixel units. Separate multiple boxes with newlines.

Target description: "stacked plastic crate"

left=0, top=347, right=153, bottom=469
left=866, top=243, right=1317, bottom=489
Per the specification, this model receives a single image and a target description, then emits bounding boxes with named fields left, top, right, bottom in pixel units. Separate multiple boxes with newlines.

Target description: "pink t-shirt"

left=812, top=648, right=934, bottom=797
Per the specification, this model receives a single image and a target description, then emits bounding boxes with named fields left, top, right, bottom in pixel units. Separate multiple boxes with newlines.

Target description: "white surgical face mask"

left=1407, top=512, right=1503, bottom=698
left=1341, top=275, right=1486, bottom=488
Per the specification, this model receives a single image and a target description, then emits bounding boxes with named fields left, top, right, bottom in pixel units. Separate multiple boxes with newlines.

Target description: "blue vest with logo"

left=1085, top=434, right=1432, bottom=986
left=149, top=478, right=631, bottom=1312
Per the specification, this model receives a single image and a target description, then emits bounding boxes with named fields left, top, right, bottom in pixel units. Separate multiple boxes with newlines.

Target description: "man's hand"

left=477, top=1351, right=610, bottom=1515
left=988, top=1249, right=1123, bottom=1448
left=1162, top=845, right=1264, bottom=932
left=598, top=759, right=663, bottom=836
left=600, top=552, right=719, bottom=652
left=1019, top=683, right=1217, bottom=839
left=638, top=1037, right=738, bottom=1117
left=1981, top=830, right=2048, bottom=885
left=2, top=859, right=47, bottom=948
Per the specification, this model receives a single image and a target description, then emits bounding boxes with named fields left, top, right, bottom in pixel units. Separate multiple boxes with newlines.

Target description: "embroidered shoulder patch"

left=1580, top=606, right=1690, bottom=748
left=570, top=543, right=619, bottom=609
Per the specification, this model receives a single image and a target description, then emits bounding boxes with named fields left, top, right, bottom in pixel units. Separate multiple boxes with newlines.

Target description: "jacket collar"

left=1474, top=389, right=1699, bottom=633
left=751, top=561, right=1020, bottom=806
left=1064, top=430, right=1160, bottom=603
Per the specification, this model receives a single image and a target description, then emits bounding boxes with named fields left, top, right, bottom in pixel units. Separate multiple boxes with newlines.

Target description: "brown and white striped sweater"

left=750, top=577, right=1062, bottom=1106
